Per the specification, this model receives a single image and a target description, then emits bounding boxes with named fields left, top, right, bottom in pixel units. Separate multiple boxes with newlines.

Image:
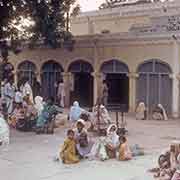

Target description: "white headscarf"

left=34, top=96, right=44, bottom=116
left=69, top=101, right=84, bottom=122
left=158, top=104, right=168, bottom=121
left=106, top=124, right=119, bottom=147
left=136, top=102, right=146, bottom=113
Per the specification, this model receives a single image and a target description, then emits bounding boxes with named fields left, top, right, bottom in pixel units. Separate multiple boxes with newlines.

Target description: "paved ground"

left=0, top=113, right=180, bottom=180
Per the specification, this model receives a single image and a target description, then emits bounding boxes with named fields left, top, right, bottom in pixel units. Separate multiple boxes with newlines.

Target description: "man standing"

left=101, top=80, right=108, bottom=106
left=21, top=78, right=34, bottom=104
left=4, top=77, right=15, bottom=114
left=57, top=79, right=65, bottom=108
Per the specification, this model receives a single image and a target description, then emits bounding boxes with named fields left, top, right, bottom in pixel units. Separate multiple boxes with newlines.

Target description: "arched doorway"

left=41, top=60, right=63, bottom=101
left=17, top=61, right=36, bottom=86
left=136, top=59, right=172, bottom=114
left=100, top=60, right=129, bottom=109
left=68, top=60, right=94, bottom=107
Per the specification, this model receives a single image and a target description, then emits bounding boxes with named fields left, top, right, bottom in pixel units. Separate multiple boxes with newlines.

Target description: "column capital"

left=128, top=73, right=139, bottom=78
left=62, top=72, right=72, bottom=77
left=91, top=72, right=102, bottom=78
left=169, top=74, right=179, bottom=79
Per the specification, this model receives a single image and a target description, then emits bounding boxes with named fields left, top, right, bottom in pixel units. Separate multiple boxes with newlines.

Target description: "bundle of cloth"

left=0, top=115, right=9, bottom=147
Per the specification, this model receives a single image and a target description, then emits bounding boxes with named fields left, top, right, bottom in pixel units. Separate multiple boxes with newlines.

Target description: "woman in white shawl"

left=106, top=124, right=119, bottom=158
left=88, top=124, right=119, bottom=161
left=21, top=79, right=34, bottom=104
left=91, top=98, right=111, bottom=131
left=34, top=96, right=44, bottom=116
left=136, top=102, right=147, bottom=120
left=152, top=104, right=168, bottom=121
left=0, top=115, right=9, bottom=147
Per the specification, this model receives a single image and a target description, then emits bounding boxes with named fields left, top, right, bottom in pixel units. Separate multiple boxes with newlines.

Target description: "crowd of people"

left=0, top=76, right=65, bottom=145
left=149, top=141, right=180, bottom=180
left=2, top=75, right=180, bottom=180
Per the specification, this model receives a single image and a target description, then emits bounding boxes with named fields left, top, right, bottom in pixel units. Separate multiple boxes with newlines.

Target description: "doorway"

left=71, top=72, right=93, bottom=107
left=68, top=60, right=94, bottom=107
left=106, top=74, right=129, bottom=106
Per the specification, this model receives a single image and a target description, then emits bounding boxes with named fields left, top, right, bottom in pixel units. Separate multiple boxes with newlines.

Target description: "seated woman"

left=74, top=119, right=93, bottom=159
left=88, top=129, right=109, bottom=161
left=106, top=124, right=119, bottom=159
left=8, top=103, right=25, bottom=129
left=0, top=115, right=9, bottom=147
left=90, top=98, right=111, bottom=131
left=152, top=104, right=168, bottom=121
left=135, top=102, right=147, bottom=120
left=69, top=101, right=85, bottom=123
left=36, top=97, right=63, bottom=133
left=119, top=136, right=132, bottom=161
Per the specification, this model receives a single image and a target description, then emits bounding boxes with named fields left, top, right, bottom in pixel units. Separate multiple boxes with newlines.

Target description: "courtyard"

left=1, top=113, right=180, bottom=180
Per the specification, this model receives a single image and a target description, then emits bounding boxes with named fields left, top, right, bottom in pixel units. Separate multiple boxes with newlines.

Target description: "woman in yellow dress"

left=119, top=136, right=132, bottom=161
left=60, top=129, right=79, bottom=164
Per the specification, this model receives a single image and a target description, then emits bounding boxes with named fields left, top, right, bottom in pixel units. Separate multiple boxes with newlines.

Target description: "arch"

left=17, top=60, right=37, bottom=86
left=68, top=60, right=94, bottom=73
left=68, top=60, right=94, bottom=107
left=137, top=59, right=172, bottom=74
left=136, top=59, right=172, bottom=115
left=41, top=60, right=64, bottom=72
left=100, top=59, right=129, bottom=74
left=41, top=60, right=64, bottom=101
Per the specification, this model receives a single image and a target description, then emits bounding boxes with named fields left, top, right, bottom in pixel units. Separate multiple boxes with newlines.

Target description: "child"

left=60, top=129, right=79, bottom=164
left=171, top=154, right=180, bottom=180
left=8, top=103, right=25, bottom=128
left=119, top=136, right=132, bottom=161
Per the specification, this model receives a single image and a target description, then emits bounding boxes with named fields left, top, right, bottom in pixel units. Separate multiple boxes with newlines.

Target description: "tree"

left=0, top=0, right=80, bottom=81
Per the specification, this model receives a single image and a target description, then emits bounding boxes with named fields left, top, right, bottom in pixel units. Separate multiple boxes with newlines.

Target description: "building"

left=8, top=0, right=180, bottom=117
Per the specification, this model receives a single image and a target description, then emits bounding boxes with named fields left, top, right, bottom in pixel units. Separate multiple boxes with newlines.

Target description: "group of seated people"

left=68, top=98, right=111, bottom=131
left=60, top=119, right=136, bottom=164
left=136, top=102, right=168, bottom=121
left=0, top=93, right=63, bottom=134
left=149, top=141, right=180, bottom=180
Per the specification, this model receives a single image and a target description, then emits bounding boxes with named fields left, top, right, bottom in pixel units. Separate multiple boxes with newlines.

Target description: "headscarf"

left=158, top=104, right=168, bottom=121
left=136, top=102, right=146, bottom=113
left=69, top=101, right=84, bottom=122
left=76, top=119, right=85, bottom=127
left=106, top=124, right=119, bottom=147
left=34, top=96, right=44, bottom=116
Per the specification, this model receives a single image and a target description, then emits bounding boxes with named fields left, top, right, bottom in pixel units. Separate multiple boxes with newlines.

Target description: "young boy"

left=119, top=136, right=132, bottom=161
left=60, top=129, right=79, bottom=164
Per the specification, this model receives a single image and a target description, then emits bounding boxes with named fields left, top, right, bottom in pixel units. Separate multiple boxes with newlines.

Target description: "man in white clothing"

left=21, top=78, right=34, bottom=104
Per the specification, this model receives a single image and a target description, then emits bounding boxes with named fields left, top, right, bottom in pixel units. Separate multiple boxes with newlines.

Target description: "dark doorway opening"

left=71, top=72, right=93, bottom=107
left=106, top=74, right=129, bottom=107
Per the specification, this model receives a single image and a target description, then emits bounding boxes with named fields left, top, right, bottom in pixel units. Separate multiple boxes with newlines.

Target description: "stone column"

left=14, top=70, right=18, bottom=88
left=91, top=72, right=102, bottom=105
left=62, top=72, right=72, bottom=107
left=172, top=41, right=180, bottom=118
left=128, top=73, right=139, bottom=113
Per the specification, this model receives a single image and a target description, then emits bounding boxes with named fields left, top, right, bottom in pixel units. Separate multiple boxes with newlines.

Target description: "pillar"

left=128, top=73, right=138, bottom=112
left=91, top=72, right=102, bottom=105
left=14, top=70, right=18, bottom=88
left=172, top=41, right=180, bottom=118
left=62, top=72, right=72, bottom=107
